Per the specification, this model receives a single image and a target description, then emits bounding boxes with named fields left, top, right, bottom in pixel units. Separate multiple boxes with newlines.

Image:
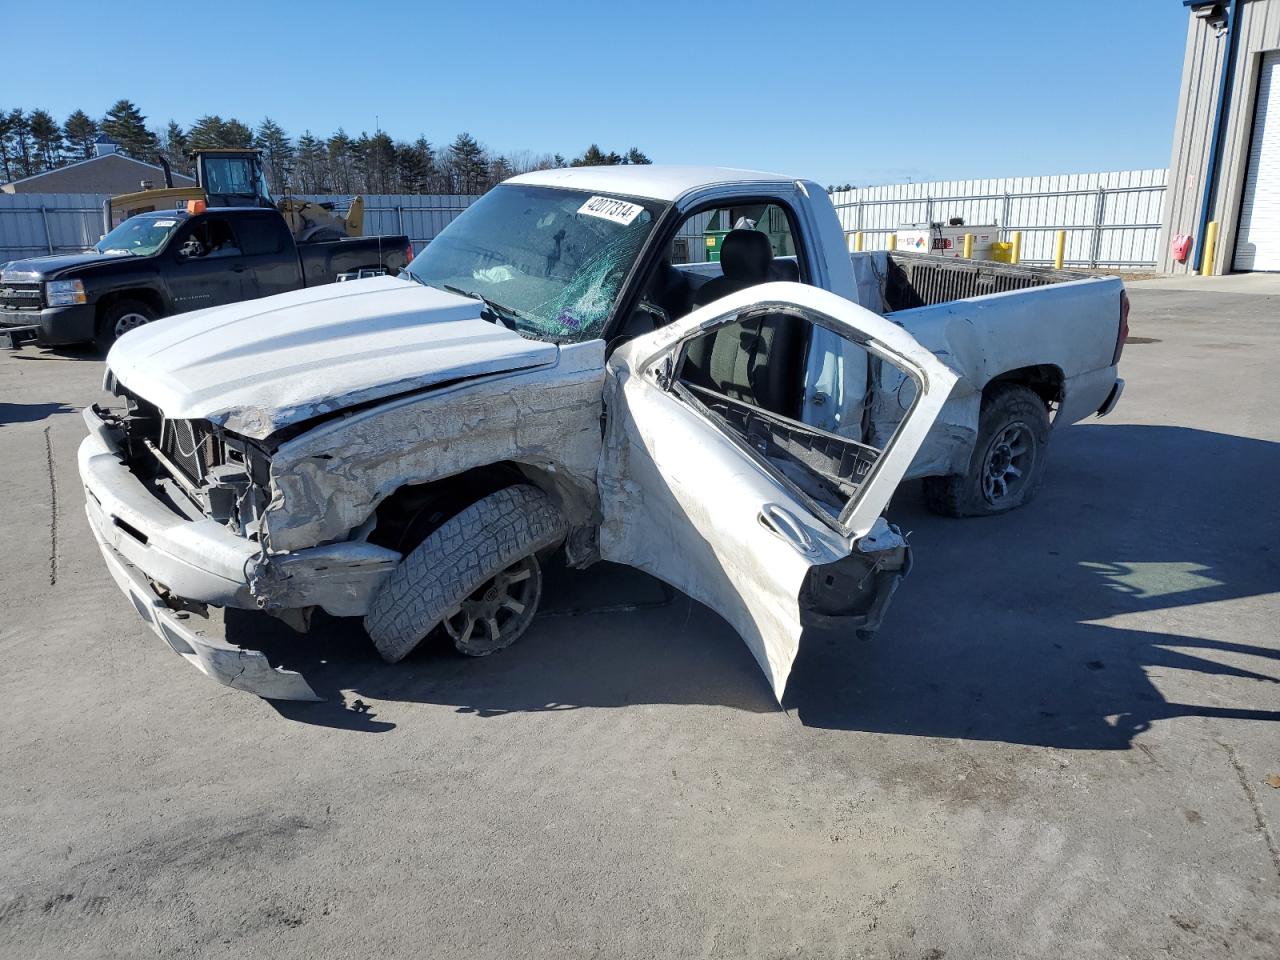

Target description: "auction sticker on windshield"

left=577, top=196, right=644, bottom=226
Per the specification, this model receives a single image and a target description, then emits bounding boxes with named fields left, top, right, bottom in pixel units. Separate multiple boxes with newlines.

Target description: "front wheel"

left=95, top=299, right=156, bottom=353
left=364, top=485, right=566, bottom=663
left=923, top=383, right=1050, bottom=517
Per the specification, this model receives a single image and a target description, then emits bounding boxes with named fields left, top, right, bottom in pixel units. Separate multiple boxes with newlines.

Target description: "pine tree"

left=220, top=119, right=253, bottom=148
left=159, top=121, right=191, bottom=177
left=28, top=110, right=61, bottom=172
left=188, top=115, right=227, bottom=150
left=100, top=99, right=156, bottom=159
left=5, top=110, right=35, bottom=177
left=188, top=115, right=251, bottom=150
left=489, top=154, right=514, bottom=185
left=625, top=147, right=651, bottom=165
left=447, top=132, right=489, bottom=193
left=327, top=129, right=356, bottom=193
left=356, top=130, right=396, bottom=194
left=63, top=110, right=99, bottom=161
left=396, top=137, right=435, bottom=194
left=254, top=117, right=294, bottom=193
left=294, top=131, right=327, bottom=193
left=572, top=143, right=608, bottom=167
left=0, top=111, right=15, bottom=181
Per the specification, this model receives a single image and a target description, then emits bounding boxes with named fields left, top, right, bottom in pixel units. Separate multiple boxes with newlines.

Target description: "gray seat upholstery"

left=683, top=231, right=807, bottom=419
left=692, top=229, right=774, bottom=307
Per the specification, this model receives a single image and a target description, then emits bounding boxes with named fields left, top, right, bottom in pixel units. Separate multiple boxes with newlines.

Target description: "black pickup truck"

left=0, top=207, right=412, bottom=350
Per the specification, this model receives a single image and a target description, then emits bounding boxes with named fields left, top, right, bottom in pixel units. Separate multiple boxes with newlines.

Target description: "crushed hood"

left=106, top=276, right=559, bottom=439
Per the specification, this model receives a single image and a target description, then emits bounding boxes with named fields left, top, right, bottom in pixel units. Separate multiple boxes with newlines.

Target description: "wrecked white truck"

left=79, top=166, right=1128, bottom=701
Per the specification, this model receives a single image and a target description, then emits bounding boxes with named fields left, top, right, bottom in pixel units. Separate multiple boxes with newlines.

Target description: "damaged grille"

left=159, top=418, right=224, bottom=484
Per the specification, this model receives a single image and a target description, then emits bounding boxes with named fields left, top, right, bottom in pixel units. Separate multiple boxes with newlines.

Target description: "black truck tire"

left=95, top=299, right=156, bottom=353
left=923, top=383, right=1050, bottom=518
left=364, top=485, right=567, bottom=663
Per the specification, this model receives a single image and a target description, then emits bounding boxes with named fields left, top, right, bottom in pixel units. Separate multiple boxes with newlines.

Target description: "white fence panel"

left=4, top=169, right=1169, bottom=269
left=831, top=168, right=1168, bottom=268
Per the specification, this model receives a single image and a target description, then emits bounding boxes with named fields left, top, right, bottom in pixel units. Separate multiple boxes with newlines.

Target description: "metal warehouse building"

left=1161, top=0, right=1280, bottom=273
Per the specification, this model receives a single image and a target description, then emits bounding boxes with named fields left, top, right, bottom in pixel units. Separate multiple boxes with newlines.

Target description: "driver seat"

left=683, top=230, right=806, bottom=418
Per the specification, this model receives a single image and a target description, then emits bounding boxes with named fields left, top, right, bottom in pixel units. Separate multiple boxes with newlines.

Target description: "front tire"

left=923, top=383, right=1050, bottom=517
left=95, top=299, right=156, bottom=353
left=364, top=485, right=566, bottom=663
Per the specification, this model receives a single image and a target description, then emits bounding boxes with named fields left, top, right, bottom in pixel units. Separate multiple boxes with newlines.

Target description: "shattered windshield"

left=95, top=213, right=186, bottom=256
left=404, top=184, right=667, bottom=343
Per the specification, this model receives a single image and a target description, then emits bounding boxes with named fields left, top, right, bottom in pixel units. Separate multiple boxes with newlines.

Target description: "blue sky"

left=4, top=0, right=1189, bottom=186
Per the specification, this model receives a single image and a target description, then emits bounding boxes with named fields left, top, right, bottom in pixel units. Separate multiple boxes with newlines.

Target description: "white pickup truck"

left=80, top=165, right=1128, bottom=701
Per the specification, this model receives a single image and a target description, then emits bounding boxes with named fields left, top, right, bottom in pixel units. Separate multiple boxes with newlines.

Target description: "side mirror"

left=177, top=239, right=204, bottom=260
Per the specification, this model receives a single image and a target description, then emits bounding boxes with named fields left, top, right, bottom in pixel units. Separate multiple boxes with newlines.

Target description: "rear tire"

left=364, top=485, right=566, bottom=663
left=923, top=383, right=1050, bottom=517
left=95, top=299, right=156, bottom=353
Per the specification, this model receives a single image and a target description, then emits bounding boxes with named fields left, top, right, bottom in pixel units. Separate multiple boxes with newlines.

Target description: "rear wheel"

left=923, top=383, right=1050, bottom=517
left=95, top=299, right=156, bottom=353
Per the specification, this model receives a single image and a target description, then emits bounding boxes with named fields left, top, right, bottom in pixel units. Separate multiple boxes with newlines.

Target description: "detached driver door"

left=597, top=281, right=957, bottom=701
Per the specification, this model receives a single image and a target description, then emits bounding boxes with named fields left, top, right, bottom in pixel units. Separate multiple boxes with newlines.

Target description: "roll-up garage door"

left=1235, top=51, right=1280, bottom=272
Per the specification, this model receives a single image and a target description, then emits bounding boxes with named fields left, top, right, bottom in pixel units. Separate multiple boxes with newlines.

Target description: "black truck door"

left=166, top=214, right=257, bottom=312
left=230, top=211, right=303, bottom=298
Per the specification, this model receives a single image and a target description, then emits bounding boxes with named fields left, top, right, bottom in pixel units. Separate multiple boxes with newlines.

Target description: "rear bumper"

left=1096, top=377, right=1125, bottom=418
left=1, top=303, right=96, bottom=345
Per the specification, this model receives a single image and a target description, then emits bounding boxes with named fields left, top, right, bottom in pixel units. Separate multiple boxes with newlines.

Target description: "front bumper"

left=1, top=303, right=96, bottom=345
left=79, top=405, right=400, bottom=699
left=90, top=522, right=320, bottom=700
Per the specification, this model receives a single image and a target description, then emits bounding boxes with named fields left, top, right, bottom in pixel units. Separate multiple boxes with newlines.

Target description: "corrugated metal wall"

left=295, top=195, right=479, bottom=255
left=830, top=169, right=1168, bottom=268
left=1159, top=0, right=1280, bottom=273
left=0, top=194, right=485, bottom=263
left=3, top=173, right=1168, bottom=268
left=0, top=193, right=113, bottom=261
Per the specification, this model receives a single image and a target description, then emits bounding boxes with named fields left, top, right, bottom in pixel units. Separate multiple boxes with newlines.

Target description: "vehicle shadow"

left=787, top=423, right=1280, bottom=748
left=0, top=401, right=74, bottom=426
left=233, top=559, right=775, bottom=732
left=7, top=343, right=100, bottom=362
left=237, top=423, right=1280, bottom=747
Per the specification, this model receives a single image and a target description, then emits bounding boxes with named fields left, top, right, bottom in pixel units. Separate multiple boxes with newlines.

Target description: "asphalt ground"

left=1, top=274, right=1277, bottom=959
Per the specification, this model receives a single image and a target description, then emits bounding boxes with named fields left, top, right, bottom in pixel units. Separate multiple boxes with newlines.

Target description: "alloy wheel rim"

left=443, top=555, right=540, bottom=655
left=981, top=421, right=1035, bottom=503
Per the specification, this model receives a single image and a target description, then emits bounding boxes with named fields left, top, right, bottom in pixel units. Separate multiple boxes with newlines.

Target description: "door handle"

left=758, top=503, right=818, bottom=555
left=231, top=264, right=247, bottom=273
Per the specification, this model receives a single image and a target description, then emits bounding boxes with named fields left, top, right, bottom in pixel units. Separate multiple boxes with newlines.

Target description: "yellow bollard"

left=1201, top=221, right=1219, bottom=276
left=855, top=231, right=864, bottom=252
left=887, top=233, right=897, bottom=251
left=1054, top=230, right=1066, bottom=270
left=1011, top=231, right=1022, bottom=265
left=963, top=234, right=974, bottom=259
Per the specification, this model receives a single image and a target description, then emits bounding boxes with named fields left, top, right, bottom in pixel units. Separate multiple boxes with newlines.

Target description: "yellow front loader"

left=107, top=149, right=364, bottom=242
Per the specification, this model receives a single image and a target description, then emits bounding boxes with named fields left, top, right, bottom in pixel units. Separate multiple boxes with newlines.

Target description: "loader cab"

left=195, top=149, right=274, bottom=210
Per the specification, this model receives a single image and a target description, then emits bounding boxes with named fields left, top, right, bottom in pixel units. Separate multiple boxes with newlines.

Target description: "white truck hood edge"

left=105, top=275, right=559, bottom=440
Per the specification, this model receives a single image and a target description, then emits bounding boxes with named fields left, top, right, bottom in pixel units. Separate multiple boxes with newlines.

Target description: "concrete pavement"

left=0, top=274, right=1277, bottom=959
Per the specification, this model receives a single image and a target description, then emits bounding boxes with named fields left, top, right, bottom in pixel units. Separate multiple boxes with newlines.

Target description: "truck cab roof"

left=508, top=164, right=798, bottom=203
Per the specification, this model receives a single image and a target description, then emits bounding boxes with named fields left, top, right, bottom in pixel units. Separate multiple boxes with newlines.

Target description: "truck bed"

left=850, top=251, right=1095, bottom=315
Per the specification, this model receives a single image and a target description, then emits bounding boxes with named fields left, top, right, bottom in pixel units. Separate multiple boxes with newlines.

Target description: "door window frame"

left=629, top=291, right=931, bottom=539
left=603, top=191, right=814, bottom=346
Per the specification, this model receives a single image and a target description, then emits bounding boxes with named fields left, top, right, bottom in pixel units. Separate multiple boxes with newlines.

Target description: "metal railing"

left=833, top=183, right=1167, bottom=268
